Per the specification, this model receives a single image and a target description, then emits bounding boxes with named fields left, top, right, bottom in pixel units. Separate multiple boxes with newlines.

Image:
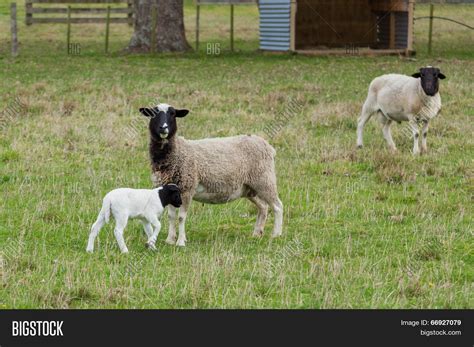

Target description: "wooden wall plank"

left=26, top=0, right=133, bottom=25
left=32, top=17, right=130, bottom=23
left=31, top=7, right=133, bottom=13
left=389, top=12, right=396, bottom=48
left=30, top=0, right=129, bottom=3
left=406, top=0, right=414, bottom=51
left=26, top=1, right=33, bottom=25
left=295, top=0, right=377, bottom=49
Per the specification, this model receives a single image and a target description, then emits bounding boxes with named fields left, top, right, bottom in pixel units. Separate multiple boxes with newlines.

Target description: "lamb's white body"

left=86, top=188, right=164, bottom=253
left=357, top=74, right=442, bottom=154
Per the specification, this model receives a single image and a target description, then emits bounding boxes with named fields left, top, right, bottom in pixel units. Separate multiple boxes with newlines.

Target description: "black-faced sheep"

left=357, top=66, right=446, bottom=154
left=139, top=104, right=283, bottom=246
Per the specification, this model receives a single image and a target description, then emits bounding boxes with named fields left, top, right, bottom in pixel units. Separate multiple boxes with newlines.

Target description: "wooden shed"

left=259, top=0, right=415, bottom=55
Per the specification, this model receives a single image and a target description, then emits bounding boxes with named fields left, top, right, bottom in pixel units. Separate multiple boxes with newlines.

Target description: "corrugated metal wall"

left=259, top=0, right=291, bottom=51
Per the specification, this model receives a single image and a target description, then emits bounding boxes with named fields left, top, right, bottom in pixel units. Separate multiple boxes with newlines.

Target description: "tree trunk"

left=126, top=0, right=190, bottom=53
left=155, top=0, right=191, bottom=52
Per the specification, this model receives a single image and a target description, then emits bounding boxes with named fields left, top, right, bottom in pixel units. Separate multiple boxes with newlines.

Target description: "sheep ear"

left=438, top=73, right=446, bottom=80
left=175, top=109, right=189, bottom=118
left=139, top=108, right=155, bottom=117
left=412, top=72, right=421, bottom=78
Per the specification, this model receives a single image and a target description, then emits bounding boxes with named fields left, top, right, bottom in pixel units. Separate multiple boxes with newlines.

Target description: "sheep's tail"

left=97, top=196, right=111, bottom=224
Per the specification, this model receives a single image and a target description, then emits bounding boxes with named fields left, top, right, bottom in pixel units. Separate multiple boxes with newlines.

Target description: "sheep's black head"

left=139, top=104, right=189, bottom=140
left=412, top=66, right=446, bottom=97
left=158, top=184, right=182, bottom=208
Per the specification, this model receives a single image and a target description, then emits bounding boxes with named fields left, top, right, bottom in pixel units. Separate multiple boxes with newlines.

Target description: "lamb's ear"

left=175, top=109, right=189, bottom=118
left=158, top=187, right=169, bottom=207
left=438, top=73, right=446, bottom=80
left=139, top=108, right=155, bottom=117
left=412, top=72, right=421, bottom=78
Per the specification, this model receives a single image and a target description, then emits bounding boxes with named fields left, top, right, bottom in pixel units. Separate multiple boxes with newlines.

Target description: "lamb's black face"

left=412, top=67, right=446, bottom=97
left=139, top=104, right=189, bottom=140
left=158, top=184, right=182, bottom=208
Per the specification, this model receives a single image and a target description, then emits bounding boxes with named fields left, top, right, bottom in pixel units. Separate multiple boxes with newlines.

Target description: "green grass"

left=0, top=2, right=473, bottom=308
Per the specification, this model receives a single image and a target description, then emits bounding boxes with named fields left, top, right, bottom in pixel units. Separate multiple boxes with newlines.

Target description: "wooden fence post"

left=11, top=2, right=18, bottom=57
left=25, top=0, right=32, bottom=26
left=230, top=4, right=234, bottom=52
left=127, top=0, right=133, bottom=26
left=66, top=6, right=71, bottom=54
left=428, top=4, right=434, bottom=54
left=105, top=6, right=111, bottom=53
left=196, top=4, right=200, bottom=51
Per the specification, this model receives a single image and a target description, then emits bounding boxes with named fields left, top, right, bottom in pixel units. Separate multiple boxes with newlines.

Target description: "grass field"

left=0, top=1, right=473, bottom=308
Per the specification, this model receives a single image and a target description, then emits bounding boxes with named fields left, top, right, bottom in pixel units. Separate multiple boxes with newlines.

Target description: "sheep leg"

left=141, top=221, right=153, bottom=238
left=381, top=118, right=397, bottom=152
left=259, top=193, right=283, bottom=237
left=248, top=196, right=268, bottom=237
left=165, top=206, right=177, bottom=245
left=86, top=216, right=106, bottom=253
left=113, top=216, right=129, bottom=254
left=252, top=175, right=283, bottom=238
left=176, top=197, right=191, bottom=247
left=146, top=217, right=161, bottom=250
left=421, top=121, right=429, bottom=154
left=410, top=121, right=420, bottom=155
left=356, top=100, right=376, bottom=148
left=270, top=198, right=284, bottom=238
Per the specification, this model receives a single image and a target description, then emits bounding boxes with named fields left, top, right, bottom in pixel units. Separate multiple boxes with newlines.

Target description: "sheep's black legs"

left=248, top=196, right=268, bottom=236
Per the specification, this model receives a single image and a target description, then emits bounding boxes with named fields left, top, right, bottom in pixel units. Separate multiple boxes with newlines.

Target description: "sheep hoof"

left=271, top=232, right=282, bottom=238
left=165, top=237, right=176, bottom=245
left=86, top=248, right=93, bottom=253
left=252, top=230, right=264, bottom=237
left=146, top=242, right=157, bottom=251
left=176, top=239, right=186, bottom=247
left=356, top=145, right=363, bottom=149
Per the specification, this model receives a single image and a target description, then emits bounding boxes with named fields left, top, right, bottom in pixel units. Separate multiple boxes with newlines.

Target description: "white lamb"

left=86, top=184, right=182, bottom=253
left=357, top=66, right=446, bottom=154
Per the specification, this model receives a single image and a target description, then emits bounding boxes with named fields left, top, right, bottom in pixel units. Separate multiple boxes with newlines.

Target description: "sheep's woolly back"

left=150, top=135, right=277, bottom=198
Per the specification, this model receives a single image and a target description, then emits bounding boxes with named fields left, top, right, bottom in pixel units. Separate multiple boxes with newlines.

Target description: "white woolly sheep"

left=139, top=103, right=284, bottom=247
left=86, top=184, right=182, bottom=253
left=357, top=66, right=446, bottom=154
